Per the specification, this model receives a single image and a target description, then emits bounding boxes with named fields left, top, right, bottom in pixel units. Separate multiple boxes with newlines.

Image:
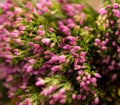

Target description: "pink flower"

left=91, top=77, right=97, bottom=83
left=67, top=18, right=74, bottom=24
left=72, top=94, right=77, bottom=99
left=39, top=25, right=44, bottom=29
left=95, top=38, right=101, bottom=46
left=106, top=5, right=111, bottom=9
left=112, top=9, right=120, bottom=18
left=58, top=0, right=67, bottom=4
left=34, top=44, right=40, bottom=48
left=28, top=59, right=36, bottom=64
left=6, top=75, right=13, bottom=82
left=86, top=80, right=90, bottom=85
left=13, top=38, right=23, bottom=45
left=59, top=99, right=65, bottom=104
left=91, top=77, right=97, bottom=86
left=63, top=44, right=71, bottom=50
left=94, top=73, right=101, bottom=78
left=67, top=36, right=76, bottom=41
left=80, top=81, right=85, bottom=87
left=113, top=3, right=119, bottom=9
left=101, top=46, right=107, bottom=50
left=77, top=95, right=81, bottom=100
left=76, top=4, right=84, bottom=11
left=41, top=38, right=50, bottom=45
left=59, top=88, right=65, bottom=94
left=80, top=51, right=86, bottom=57
left=26, top=66, right=33, bottom=72
left=98, top=8, right=108, bottom=15
left=51, top=65, right=61, bottom=73
left=58, top=21, right=71, bottom=35
left=41, top=89, right=48, bottom=96
left=48, top=85, right=57, bottom=94
left=58, top=55, right=66, bottom=63
left=53, top=93, right=59, bottom=101
left=82, top=95, right=87, bottom=100
left=115, top=31, right=119, bottom=35
left=117, top=47, right=120, bottom=53
left=108, top=65, right=115, bottom=70
left=19, top=25, right=25, bottom=31
left=111, top=74, right=117, bottom=81
left=79, top=13, right=86, bottom=25
left=80, top=58, right=86, bottom=63
left=36, top=3, right=42, bottom=10
left=8, top=92, right=14, bottom=98
left=101, top=41, right=106, bottom=46
left=71, top=46, right=80, bottom=53
left=111, top=60, right=115, bottom=66
left=14, top=7, right=23, bottom=13
left=94, top=97, right=100, bottom=104
left=10, top=30, right=20, bottom=37
left=49, top=55, right=58, bottom=63
left=49, top=99, right=54, bottom=105
left=63, top=4, right=74, bottom=16
left=82, top=76, right=87, bottom=81
left=37, top=30, right=45, bottom=36
left=74, top=65, right=81, bottom=70
left=78, top=70, right=83, bottom=75
left=112, top=41, right=117, bottom=46
left=35, top=78, right=45, bottom=86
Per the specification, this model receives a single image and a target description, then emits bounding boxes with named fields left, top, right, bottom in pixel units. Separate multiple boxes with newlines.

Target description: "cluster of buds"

left=0, top=0, right=120, bottom=105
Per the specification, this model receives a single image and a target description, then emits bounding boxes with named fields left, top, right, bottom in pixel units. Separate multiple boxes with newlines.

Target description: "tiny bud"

left=72, top=94, right=77, bottom=99
left=35, top=78, right=45, bottom=86
left=94, top=73, right=101, bottom=78
left=77, top=95, right=81, bottom=100
left=101, top=46, right=107, bottom=50
left=59, top=88, right=65, bottom=94
left=94, top=97, right=100, bottom=104
left=59, top=99, right=65, bottom=104
left=91, top=77, right=97, bottom=84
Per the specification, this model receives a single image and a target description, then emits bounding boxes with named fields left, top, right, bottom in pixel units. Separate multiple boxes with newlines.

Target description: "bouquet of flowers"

left=0, top=0, right=120, bottom=105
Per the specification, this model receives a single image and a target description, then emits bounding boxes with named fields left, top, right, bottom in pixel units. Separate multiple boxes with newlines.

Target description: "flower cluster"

left=0, top=0, right=120, bottom=105
left=95, top=2, right=120, bottom=81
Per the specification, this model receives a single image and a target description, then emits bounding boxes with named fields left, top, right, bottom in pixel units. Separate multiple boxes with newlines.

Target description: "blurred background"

left=0, top=0, right=102, bottom=9
left=0, top=0, right=5, bottom=3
